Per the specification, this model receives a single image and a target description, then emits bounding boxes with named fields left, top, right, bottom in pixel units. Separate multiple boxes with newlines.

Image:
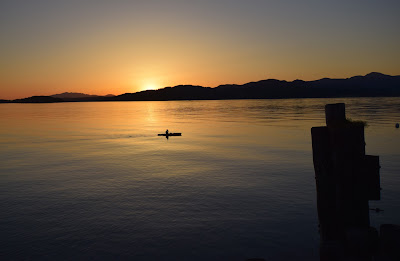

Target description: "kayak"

left=158, top=133, right=182, bottom=136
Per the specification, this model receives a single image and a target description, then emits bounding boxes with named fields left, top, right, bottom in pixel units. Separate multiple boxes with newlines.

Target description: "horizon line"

left=2, top=71, right=399, bottom=101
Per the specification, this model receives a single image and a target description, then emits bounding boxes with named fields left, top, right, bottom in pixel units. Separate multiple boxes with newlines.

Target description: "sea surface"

left=0, top=97, right=399, bottom=261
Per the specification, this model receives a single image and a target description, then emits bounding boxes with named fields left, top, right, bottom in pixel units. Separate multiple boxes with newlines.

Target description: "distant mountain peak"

left=364, top=72, right=390, bottom=78
left=292, top=79, right=306, bottom=83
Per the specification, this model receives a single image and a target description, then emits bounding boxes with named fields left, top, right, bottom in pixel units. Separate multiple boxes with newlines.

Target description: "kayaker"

left=166, top=129, right=169, bottom=135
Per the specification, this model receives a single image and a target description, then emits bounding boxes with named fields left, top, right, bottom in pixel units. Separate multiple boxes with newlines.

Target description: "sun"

left=130, top=77, right=163, bottom=92
left=142, top=83, right=158, bottom=91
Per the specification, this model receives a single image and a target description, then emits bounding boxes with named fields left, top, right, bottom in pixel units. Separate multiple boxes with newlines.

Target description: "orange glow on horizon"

left=140, top=82, right=159, bottom=92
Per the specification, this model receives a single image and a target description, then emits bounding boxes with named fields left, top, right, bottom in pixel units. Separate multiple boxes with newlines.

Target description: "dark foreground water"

left=1, top=98, right=399, bottom=260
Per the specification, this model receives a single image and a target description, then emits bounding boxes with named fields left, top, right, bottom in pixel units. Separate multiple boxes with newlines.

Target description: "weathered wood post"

left=311, top=103, right=381, bottom=260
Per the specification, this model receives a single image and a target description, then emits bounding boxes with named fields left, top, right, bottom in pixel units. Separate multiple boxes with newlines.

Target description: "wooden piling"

left=312, top=103, right=381, bottom=260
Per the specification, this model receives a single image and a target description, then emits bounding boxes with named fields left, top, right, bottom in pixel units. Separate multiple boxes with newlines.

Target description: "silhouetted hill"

left=51, top=92, right=99, bottom=99
left=11, top=94, right=111, bottom=103
left=9, top=72, right=400, bottom=103
left=111, top=72, right=400, bottom=101
left=0, top=99, right=10, bottom=103
left=50, top=92, right=114, bottom=102
left=113, top=85, right=215, bottom=101
left=307, top=72, right=400, bottom=97
left=12, top=96, right=63, bottom=103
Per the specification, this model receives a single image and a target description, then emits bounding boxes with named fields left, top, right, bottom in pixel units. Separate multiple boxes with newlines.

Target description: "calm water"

left=1, top=98, right=399, bottom=260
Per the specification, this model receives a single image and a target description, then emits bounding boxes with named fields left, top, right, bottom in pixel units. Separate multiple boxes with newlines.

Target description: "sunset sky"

left=1, top=0, right=399, bottom=100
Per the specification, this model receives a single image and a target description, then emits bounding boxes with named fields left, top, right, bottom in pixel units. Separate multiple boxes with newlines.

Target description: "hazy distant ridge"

left=49, top=92, right=115, bottom=102
left=5, top=72, right=400, bottom=103
left=12, top=96, right=64, bottom=103
left=51, top=92, right=100, bottom=99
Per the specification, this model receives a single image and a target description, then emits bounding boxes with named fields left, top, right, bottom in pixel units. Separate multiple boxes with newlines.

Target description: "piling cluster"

left=311, top=103, right=399, bottom=261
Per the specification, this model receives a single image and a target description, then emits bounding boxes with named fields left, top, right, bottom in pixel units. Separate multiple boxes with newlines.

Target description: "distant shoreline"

left=2, top=96, right=400, bottom=105
left=2, top=72, right=400, bottom=103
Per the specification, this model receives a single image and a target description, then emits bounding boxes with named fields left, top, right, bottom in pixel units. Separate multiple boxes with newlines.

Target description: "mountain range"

left=3, top=72, right=400, bottom=103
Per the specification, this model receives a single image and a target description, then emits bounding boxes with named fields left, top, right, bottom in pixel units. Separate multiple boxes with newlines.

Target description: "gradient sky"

left=1, top=0, right=399, bottom=99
